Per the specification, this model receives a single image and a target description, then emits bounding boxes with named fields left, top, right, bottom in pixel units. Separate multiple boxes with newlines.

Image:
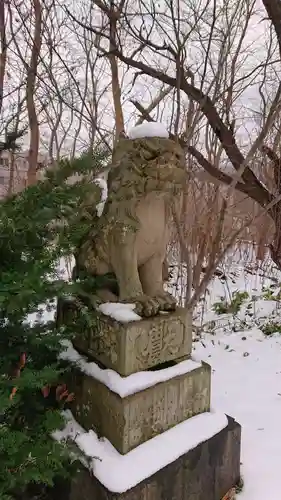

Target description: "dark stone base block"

left=70, top=415, right=241, bottom=500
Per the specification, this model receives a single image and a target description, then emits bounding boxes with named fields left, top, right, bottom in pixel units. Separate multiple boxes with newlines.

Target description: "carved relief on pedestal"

left=88, top=318, right=119, bottom=365
left=133, top=315, right=185, bottom=368
left=73, top=308, right=192, bottom=376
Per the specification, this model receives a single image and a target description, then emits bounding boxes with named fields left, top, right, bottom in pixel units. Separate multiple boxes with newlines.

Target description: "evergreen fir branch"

left=0, top=148, right=106, bottom=499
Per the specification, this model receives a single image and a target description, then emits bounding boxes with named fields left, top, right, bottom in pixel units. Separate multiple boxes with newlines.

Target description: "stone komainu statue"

left=74, top=134, right=186, bottom=317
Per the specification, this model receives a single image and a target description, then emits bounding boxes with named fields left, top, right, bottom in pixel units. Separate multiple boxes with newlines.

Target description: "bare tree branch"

left=67, top=8, right=271, bottom=206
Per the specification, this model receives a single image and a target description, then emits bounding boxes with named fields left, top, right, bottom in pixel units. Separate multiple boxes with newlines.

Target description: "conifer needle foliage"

left=0, top=150, right=106, bottom=499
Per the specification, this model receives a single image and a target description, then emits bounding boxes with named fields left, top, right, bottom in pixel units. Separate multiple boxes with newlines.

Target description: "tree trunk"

left=268, top=202, right=281, bottom=268
left=26, top=0, right=42, bottom=186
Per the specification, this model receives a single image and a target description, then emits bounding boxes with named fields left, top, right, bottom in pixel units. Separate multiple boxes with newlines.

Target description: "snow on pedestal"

left=60, top=340, right=201, bottom=398
left=98, top=302, right=142, bottom=322
left=54, top=409, right=228, bottom=494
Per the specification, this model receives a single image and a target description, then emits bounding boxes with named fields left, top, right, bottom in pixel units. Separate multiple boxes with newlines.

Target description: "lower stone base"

left=71, top=360, right=211, bottom=454
left=70, top=415, right=241, bottom=500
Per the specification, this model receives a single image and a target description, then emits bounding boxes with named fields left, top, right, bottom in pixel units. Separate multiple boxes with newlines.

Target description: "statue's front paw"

left=121, top=295, right=161, bottom=317
left=135, top=293, right=176, bottom=316
left=134, top=295, right=161, bottom=317
left=155, top=292, right=177, bottom=312
left=122, top=292, right=176, bottom=317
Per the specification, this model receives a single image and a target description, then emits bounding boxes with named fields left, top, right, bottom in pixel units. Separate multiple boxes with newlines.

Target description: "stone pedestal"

left=64, top=306, right=241, bottom=500
left=73, top=308, right=192, bottom=376
left=70, top=416, right=241, bottom=500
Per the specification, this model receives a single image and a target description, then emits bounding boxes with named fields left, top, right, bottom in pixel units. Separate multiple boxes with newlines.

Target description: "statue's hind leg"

left=139, top=254, right=177, bottom=312
left=110, top=231, right=162, bottom=317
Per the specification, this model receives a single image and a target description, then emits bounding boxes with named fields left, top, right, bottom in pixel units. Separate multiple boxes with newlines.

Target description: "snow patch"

left=128, top=122, right=169, bottom=139
left=59, top=341, right=202, bottom=398
left=93, top=177, right=108, bottom=217
left=194, top=329, right=281, bottom=499
left=53, top=410, right=84, bottom=442
left=55, top=410, right=228, bottom=493
left=98, top=302, right=142, bottom=322
left=58, top=256, right=75, bottom=281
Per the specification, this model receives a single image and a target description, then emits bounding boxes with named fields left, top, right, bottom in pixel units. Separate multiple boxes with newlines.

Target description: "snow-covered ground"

left=195, top=328, right=281, bottom=499
left=192, top=263, right=281, bottom=499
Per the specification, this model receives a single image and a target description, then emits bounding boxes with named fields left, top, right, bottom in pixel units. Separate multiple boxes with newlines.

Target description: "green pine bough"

left=0, top=149, right=106, bottom=499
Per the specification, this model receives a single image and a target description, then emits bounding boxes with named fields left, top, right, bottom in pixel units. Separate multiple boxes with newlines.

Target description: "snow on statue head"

left=128, top=122, right=169, bottom=140
left=74, top=122, right=186, bottom=318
